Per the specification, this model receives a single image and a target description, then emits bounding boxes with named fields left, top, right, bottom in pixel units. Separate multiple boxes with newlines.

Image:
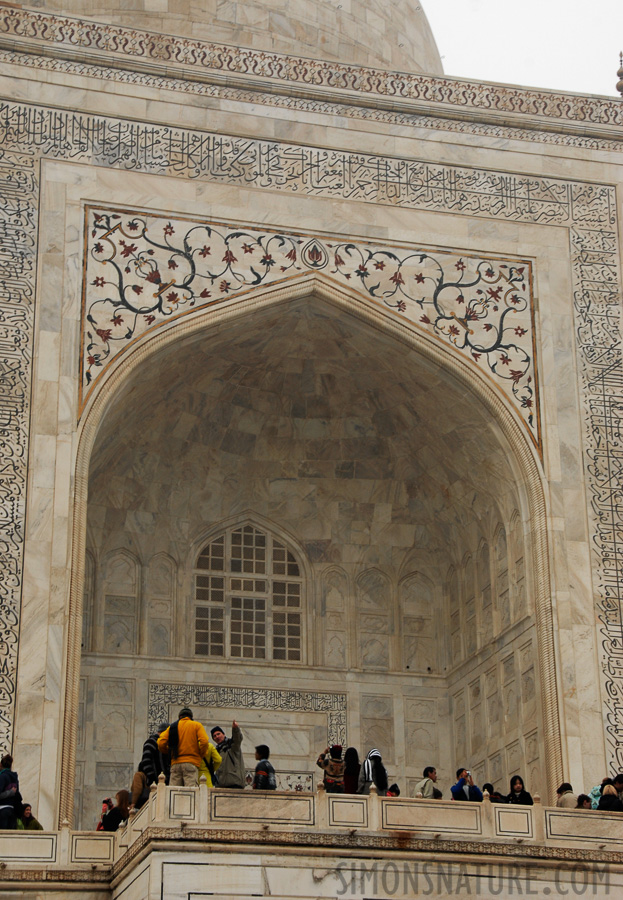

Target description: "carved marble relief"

left=361, top=694, right=395, bottom=765
left=100, top=550, right=140, bottom=655
left=95, top=678, right=134, bottom=752
left=495, top=527, right=510, bottom=633
left=400, top=573, right=436, bottom=674
left=145, top=553, right=175, bottom=657
left=357, top=569, right=391, bottom=670
left=404, top=699, right=438, bottom=776
left=321, top=568, right=348, bottom=669
left=478, top=544, right=493, bottom=648
left=0, top=148, right=37, bottom=753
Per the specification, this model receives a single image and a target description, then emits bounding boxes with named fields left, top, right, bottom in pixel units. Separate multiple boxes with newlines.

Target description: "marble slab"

left=210, top=790, right=314, bottom=825
left=381, top=799, right=482, bottom=835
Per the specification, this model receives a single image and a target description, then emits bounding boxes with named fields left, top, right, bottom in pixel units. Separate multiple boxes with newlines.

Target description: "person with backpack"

left=157, top=707, right=212, bottom=786
left=0, top=754, right=22, bottom=830
left=198, top=739, right=222, bottom=787
left=141, top=724, right=171, bottom=785
left=316, top=744, right=345, bottom=793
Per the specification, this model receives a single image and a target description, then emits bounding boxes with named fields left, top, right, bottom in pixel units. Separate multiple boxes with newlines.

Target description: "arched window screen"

left=193, top=524, right=303, bottom=662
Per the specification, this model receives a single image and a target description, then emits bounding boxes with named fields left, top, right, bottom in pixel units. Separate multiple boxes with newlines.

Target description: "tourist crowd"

left=4, top=713, right=623, bottom=831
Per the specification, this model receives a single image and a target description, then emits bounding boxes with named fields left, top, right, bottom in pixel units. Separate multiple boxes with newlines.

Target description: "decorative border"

left=147, top=682, right=347, bottom=746
left=82, top=206, right=539, bottom=444
left=0, top=7, right=621, bottom=130
left=2, top=48, right=622, bottom=156
left=114, top=825, right=623, bottom=878
left=0, top=149, right=37, bottom=754
left=0, top=88, right=617, bottom=809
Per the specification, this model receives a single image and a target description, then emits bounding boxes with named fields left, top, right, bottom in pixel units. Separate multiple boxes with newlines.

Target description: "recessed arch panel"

left=61, top=275, right=558, bottom=824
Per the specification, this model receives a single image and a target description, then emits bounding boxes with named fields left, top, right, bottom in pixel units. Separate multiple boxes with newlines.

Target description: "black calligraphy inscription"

left=0, top=148, right=37, bottom=749
left=148, top=683, right=347, bottom=746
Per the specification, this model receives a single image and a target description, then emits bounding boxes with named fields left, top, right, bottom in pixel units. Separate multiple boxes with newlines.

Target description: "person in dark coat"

left=101, top=790, right=131, bottom=831
left=357, top=749, right=388, bottom=796
left=141, top=724, right=170, bottom=785
left=0, top=754, right=21, bottom=829
left=343, top=748, right=360, bottom=795
left=506, top=775, right=533, bottom=805
left=597, top=784, right=623, bottom=812
left=210, top=722, right=246, bottom=789
left=252, top=745, right=276, bottom=790
left=483, top=782, right=507, bottom=803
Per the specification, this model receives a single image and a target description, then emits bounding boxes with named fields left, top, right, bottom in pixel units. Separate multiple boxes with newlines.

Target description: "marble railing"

left=3, top=781, right=623, bottom=869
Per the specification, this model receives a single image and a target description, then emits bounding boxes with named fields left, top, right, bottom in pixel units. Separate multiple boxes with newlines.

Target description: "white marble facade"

left=0, top=0, right=620, bottom=861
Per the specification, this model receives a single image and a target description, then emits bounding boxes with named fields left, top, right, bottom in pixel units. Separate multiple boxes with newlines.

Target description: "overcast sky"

left=424, top=0, right=622, bottom=97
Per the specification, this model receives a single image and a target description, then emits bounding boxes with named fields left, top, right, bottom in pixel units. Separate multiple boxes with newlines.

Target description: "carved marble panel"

left=507, top=740, right=521, bottom=776
left=361, top=694, right=394, bottom=765
left=95, top=762, right=133, bottom=788
left=489, top=753, right=503, bottom=785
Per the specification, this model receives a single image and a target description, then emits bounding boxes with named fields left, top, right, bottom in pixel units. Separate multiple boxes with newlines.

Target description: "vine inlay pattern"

left=83, top=207, right=538, bottom=441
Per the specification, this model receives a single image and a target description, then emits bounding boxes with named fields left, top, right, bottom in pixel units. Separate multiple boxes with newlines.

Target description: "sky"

left=423, top=0, right=622, bottom=97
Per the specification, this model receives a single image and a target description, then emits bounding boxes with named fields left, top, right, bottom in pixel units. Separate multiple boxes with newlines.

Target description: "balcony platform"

left=1, top=784, right=621, bottom=899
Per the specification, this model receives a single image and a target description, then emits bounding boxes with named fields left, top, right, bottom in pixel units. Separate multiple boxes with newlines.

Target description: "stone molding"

left=0, top=6, right=621, bottom=133
left=0, top=93, right=617, bottom=822
left=2, top=48, right=622, bottom=155
left=114, top=824, right=623, bottom=872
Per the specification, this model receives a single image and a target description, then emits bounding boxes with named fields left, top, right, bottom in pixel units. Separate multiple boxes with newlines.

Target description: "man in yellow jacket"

left=157, top=708, right=216, bottom=786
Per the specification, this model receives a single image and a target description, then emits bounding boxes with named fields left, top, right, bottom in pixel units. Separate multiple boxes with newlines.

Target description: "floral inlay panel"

left=83, top=207, right=538, bottom=445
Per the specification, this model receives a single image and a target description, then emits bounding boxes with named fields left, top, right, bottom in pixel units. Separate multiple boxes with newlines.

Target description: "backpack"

left=203, top=755, right=219, bottom=787
left=0, top=775, right=23, bottom=814
left=0, top=781, right=17, bottom=802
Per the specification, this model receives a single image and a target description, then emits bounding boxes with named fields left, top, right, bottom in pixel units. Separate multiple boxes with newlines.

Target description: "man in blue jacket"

left=0, top=754, right=21, bottom=829
left=451, top=767, right=483, bottom=802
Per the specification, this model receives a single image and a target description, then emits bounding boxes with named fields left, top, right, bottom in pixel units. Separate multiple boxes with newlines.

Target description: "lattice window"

left=193, top=525, right=304, bottom=663
left=195, top=606, right=224, bottom=657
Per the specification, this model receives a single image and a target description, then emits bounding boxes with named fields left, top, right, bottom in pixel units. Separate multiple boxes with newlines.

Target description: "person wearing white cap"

left=357, top=748, right=388, bottom=796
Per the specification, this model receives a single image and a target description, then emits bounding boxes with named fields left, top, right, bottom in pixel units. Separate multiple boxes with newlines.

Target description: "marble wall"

left=0, top=3, right=619, bottom=828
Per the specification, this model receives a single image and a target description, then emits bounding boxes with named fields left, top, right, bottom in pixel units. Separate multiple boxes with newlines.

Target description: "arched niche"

left=61, top=278, right=558, bottom=824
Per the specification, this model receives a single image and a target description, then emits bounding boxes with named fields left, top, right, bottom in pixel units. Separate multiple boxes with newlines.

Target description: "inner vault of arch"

left=77, top=294, right=545, bottom=826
